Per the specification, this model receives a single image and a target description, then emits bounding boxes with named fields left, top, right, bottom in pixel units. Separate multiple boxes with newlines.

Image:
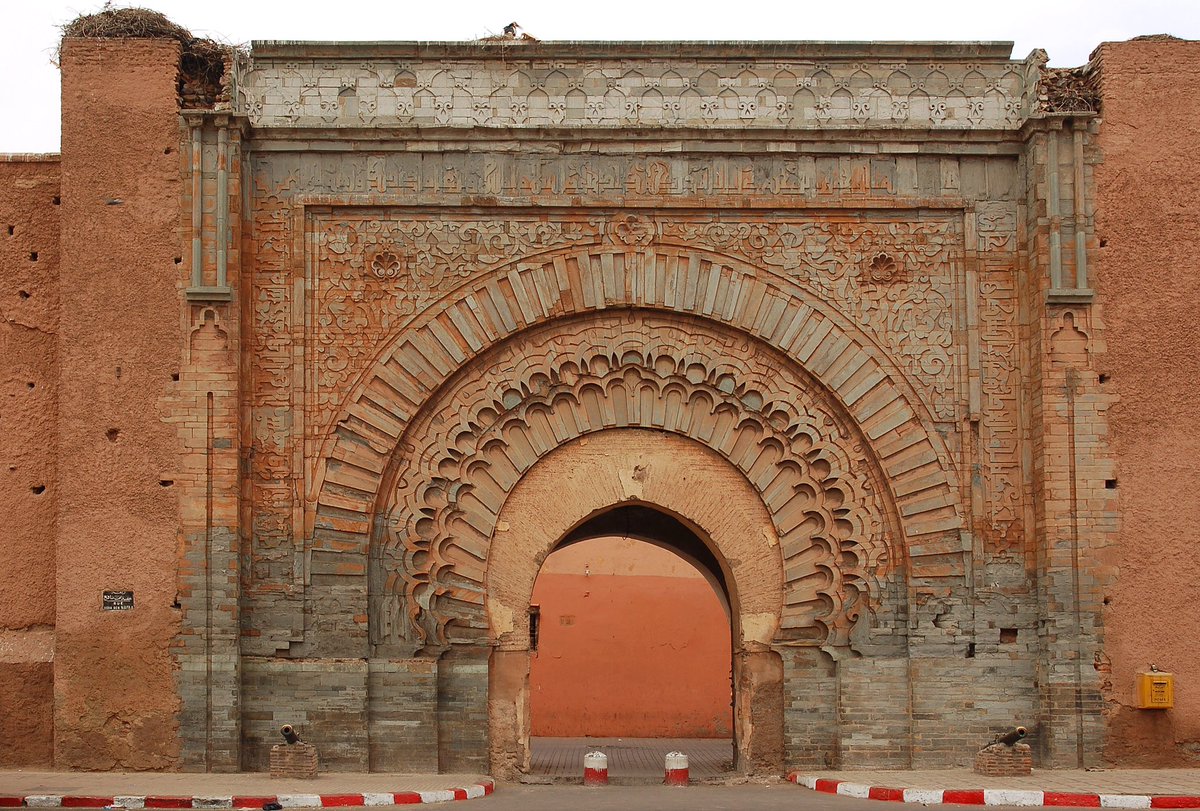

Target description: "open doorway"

left=527, top=505, right=735, bottom=779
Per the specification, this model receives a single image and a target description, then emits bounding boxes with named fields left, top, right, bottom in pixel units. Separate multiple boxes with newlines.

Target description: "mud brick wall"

left=55, top=38, right=184, bottom=770
left=0, top=155, right=59, bottom=767
left=1093, top=38, right=1200, bottom=766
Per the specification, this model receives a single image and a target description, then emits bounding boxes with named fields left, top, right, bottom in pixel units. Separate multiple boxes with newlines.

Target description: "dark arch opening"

left=528, top=503, right=735, bottom=778
left=558, top=504, right=732, bottom=617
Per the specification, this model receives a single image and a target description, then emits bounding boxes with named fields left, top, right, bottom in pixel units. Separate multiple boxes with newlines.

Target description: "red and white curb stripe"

left=0, top=782, right=494, bottom=808
left=790, top=775, right=1200, bottom=808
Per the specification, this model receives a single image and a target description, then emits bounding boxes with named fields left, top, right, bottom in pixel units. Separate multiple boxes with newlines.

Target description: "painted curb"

left=0, top=782, right=494, bottom=809
left=789, top=775, right=1200, bottom=808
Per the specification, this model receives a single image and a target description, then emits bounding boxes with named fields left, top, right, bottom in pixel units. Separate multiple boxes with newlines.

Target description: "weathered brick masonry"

left=0, top=31, right=1197, bottom=774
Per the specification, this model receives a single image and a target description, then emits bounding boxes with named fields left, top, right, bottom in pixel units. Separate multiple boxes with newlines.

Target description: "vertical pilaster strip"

left=216, top=124, right=229, bottom=289
left=175, top=116, right=244, bottom=771
left=1071, top=123, right=1089, bottom=290
left=190, top=122, right=203, bottom=289
left=1046, top=130, right=1064, bottom=290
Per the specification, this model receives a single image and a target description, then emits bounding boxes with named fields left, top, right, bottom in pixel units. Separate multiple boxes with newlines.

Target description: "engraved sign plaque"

left=102, top=591, right=134, bottom=611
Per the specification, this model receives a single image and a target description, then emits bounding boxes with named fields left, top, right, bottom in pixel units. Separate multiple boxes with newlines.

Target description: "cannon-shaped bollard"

left=270, top=724, right=319, bottom=779
left=664, top=751, right=689, bottom=786
left=583, top=751, right=608, bottom=786
left=974, top=725, right=1031, bottom=776
left=995, top=726, right=1027, bottom=746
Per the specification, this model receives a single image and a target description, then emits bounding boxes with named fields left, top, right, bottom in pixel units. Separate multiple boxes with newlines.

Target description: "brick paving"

left=530, top=737, right=734, bottom=778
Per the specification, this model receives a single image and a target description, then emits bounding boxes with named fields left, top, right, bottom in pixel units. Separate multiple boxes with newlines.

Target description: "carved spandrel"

left=308, top=211, right=963, bottom=448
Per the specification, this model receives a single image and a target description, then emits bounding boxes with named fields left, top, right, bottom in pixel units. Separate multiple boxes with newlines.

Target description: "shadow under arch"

left=558, top=503, right=733, bottom=620
left=485, top=428, right=786, bottom=778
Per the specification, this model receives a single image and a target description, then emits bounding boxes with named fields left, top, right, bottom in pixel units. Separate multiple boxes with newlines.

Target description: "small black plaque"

left=102, top=591, right=134, bottom=611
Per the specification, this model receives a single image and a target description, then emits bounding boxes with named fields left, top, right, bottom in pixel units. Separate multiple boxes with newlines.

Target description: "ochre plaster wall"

left=530, top=537, right=733, bottom=738
left=0, top=155, right=60, bottom=766
left=1093, top=38, right=1200, bottom=765
left=55, top=38, right=184, bottom=769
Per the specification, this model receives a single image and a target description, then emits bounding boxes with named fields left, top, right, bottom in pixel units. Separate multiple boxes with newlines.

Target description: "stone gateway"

left=1, top=26, right=1199, bottom=774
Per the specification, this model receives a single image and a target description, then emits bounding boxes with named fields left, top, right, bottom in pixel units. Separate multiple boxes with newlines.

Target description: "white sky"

left=2, top=0, right=1197, bottom=152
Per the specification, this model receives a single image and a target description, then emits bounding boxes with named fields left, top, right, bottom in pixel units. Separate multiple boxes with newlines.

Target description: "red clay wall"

left=0, top=155, right=60, bottom=766
left=530, top=537, right=733, bottom=738
left=55, top=38, right=184, bottom=769
left=1093, top=37, right=1200, bottom=765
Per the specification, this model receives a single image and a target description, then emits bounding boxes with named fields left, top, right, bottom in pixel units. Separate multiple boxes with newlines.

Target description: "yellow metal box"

left=1135, top=671, right=1174, bottom=709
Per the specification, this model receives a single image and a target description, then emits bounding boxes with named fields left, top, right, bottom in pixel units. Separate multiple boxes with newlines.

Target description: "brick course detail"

left=974, top=743, right=1033, bottom=776
left=268, top=744, right=319, bottom=779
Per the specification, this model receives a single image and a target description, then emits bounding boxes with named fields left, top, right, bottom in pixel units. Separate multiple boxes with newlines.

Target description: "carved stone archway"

left=368, top=312, right=902, bottom=657
left=486, top=429, right=784, bottom=777
left=311, top=239, right=967, bottom=604
left=357, top=308, right=929, bottom=773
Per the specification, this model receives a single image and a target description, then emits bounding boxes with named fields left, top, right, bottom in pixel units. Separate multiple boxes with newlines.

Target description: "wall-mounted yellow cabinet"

left=1136, top=671, right=1174, bottom=709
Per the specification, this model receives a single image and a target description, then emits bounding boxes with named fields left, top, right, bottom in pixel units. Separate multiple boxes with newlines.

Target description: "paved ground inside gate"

left=529, top=737, right=733, bottom=778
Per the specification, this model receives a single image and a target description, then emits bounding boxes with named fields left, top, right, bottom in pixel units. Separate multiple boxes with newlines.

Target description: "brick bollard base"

left=270, top=743, right=320, bottom=779
left=974, top=742, right=1033, bottom=776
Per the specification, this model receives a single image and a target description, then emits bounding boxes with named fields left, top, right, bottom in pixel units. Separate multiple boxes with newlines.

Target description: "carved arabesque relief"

left=369, top=313, right=897, bottom=655
left=311, top=211, right=961, bottom=452
left=976, top=202, right=1024, bottom=555
left=248, top=182, right=299, bottom=602
left=657, top=218, right=959, bottom=420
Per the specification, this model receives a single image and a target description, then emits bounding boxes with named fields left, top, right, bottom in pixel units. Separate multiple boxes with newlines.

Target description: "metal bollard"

left=664, top=751, right=689, bottom=786
left=583, top=751, right=608, bottom=786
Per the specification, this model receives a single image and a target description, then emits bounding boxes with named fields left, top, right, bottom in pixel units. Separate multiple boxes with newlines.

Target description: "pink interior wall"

left=529, top=536, right=732, bottom=738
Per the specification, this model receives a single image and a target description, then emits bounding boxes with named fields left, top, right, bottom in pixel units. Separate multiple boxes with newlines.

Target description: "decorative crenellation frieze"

left=232, top=42, right=1040, bottom=131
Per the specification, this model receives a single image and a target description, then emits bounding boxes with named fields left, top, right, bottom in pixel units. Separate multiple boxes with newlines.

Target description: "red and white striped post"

left=583, top=751, right=608, bottom=786
left=664, top=751, right=689, bottom=786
